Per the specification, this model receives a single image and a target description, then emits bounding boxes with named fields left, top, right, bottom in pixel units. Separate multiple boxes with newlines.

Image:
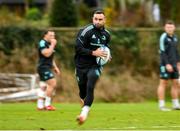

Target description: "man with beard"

left=74, top=10, right=111, bottom=124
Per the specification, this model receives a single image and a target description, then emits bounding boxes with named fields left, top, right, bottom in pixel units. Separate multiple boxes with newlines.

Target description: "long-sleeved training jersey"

left=37, top=39, right=54, bottom=69
left=159, top=32, right=180, bottom=66
left=74, top=24, right=110, bottom=69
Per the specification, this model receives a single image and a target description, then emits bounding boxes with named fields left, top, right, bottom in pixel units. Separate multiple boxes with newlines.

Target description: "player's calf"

left=37, top=86, right=46, bottom=110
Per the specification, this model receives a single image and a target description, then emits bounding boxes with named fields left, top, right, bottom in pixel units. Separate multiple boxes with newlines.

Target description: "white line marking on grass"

left=170, top=125, right=180, bottom=128
left=152, top=125, right=165, bottom=128
left=124, top=126, right=137, bottom=129
left=3, top=125, right=180, bottom=131
left=152, top=125, right=180, bottom=129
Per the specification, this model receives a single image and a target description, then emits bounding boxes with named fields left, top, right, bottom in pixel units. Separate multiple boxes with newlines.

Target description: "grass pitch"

left=0, top=102, right=180, bottom=130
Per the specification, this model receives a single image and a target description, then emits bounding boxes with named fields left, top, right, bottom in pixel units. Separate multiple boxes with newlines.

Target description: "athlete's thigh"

left=87, top=67, right=101, bottom=81
left=46, top=77, right=56, bottom=87
left=75, top=68, right=88, bottom=85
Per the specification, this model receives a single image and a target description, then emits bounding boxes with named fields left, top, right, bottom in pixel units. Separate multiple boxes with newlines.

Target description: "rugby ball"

left=96, top=46, right=110, bottom=66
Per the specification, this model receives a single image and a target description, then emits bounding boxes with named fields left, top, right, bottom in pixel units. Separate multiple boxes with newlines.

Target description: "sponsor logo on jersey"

left=90, top=43, right=104, bottom=47
left=167, top=38, right=172, bottom=42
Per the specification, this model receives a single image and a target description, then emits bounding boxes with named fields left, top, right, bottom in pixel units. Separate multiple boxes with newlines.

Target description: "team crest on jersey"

left=174, top=37, right=178, bottom=42
left=102, top=35, right=106, bottom=40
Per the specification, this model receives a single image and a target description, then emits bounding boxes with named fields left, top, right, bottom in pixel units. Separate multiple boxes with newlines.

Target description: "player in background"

left=157, top=20, right=180, bottom=111
left=37, top=30, right=60, bottom=111
left=74, top=10, right=111, bottom=124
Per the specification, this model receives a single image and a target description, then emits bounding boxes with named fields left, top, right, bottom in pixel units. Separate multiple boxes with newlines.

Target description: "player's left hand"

left=54, top=67, right=60, bottom=75
left=92, top=48, right=107, bottom=57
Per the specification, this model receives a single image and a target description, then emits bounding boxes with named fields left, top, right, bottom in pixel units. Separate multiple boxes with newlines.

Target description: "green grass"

left=0, top=102, right=180, bottom=130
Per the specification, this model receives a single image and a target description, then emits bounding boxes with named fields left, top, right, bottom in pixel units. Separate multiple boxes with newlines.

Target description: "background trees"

left=49, top=0, right=78, bottom=27
left=155, top=0, right=180, bottom=24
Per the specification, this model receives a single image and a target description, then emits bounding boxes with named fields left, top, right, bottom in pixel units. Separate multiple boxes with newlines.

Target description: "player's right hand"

left=166, top=64, right=174, bottom=72
left=50, top=39, right=57, bottom=46
left=92, top=48, right=107, bottom=57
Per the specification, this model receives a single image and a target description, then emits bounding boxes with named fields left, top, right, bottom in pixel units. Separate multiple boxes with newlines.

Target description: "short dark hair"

left=43, top=30, right=54, bottom=37
left=164, top=20, right=175, bottom=25
left=93, top=9, right=105, bottom=15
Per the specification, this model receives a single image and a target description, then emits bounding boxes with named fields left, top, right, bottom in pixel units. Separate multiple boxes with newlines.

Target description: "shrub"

left=110, top=29, right=139, bottom=70
left=25, top=8, right=42, bottom=21
left=0, top=7, right=21, bottom=26
left=49, top=0, right=78, bottom=27
left=0, top=26, right=42, bottom=55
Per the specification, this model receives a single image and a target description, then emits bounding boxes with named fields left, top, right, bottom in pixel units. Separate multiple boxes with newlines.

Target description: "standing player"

left=74, top=10, right=111, bottom=124
left=157, top=20, right=180, bottom=111
left=37, top=30, right=60, bottom=111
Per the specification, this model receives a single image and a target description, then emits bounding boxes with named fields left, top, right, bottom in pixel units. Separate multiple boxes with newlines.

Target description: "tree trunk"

left=144, top=0, right=154, bottom=24
left=24, top=0, right=29, bottom=13
left=120, top=0, right=126, bottom=13
left=47, top=0, right=54, bottom=13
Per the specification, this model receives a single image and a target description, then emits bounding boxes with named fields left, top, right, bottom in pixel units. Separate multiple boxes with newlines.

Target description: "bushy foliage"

left=25, top=8, right=42, bottom=21
left=0, top=26, right=42, bottom=55
left=155, top=0, right=180, bottom=24
left=77, top=3, right=92, bottom=25
left=0, top=7, right=21, bottom=26
left=111, top=29, right=139, bottom=54
left=110, top=29, right=140, bottom=72
left=49, top=0, right=78, bottom=27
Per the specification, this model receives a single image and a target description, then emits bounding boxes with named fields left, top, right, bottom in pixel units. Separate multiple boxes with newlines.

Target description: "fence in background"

left=0, top=73, right=38, bottom=101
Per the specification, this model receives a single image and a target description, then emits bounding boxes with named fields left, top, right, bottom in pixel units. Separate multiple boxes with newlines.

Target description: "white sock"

left=37, top=88, right=46, bottom=98
left=172, top=99, right=180, bottom=108
left=37, top=99, right=44, bottom=109
left=45, top=96, right=51, bottom=107
left=80, top=106, right=90, bottom=118
left=159, top=100, right=165, bottom=108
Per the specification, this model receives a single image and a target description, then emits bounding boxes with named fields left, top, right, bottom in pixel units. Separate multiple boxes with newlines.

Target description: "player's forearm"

left=42, top=45, right=55, bottom=57
left=75, top=45, right=92, bottom=56
left=53, top=60, right=57, bottom=68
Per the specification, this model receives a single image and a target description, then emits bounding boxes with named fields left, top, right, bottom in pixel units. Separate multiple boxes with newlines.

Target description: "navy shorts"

left=160, top=65, right=179, bottom=79
left=37, top=68, right=54, bottom=81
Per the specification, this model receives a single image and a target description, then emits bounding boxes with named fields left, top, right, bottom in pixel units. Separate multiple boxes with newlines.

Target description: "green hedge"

left=25, top=8, right=42, bottom=21
left=0, top=26, right=42, bottom=55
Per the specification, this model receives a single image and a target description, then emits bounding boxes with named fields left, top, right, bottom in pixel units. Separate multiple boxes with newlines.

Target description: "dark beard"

left=94, top=24, right=104, bottom=29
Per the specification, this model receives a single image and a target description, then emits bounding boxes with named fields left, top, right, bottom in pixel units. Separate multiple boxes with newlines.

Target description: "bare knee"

left=47, top=78, right=57, bottom=88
